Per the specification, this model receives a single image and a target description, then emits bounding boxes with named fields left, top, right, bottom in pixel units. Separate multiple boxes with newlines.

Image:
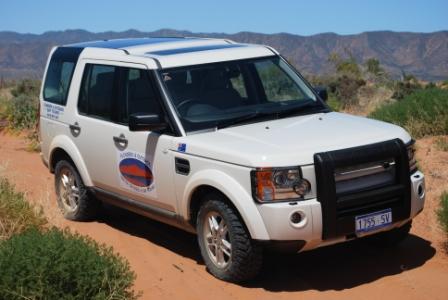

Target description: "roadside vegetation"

left=306, top=51, right=448, bottom=140
left=0, top=79, right=40, bottom=151
left=0, top=177, right=139, bottom=299
left=369, top=88, right=448, bottom=138
left=438, top=192, right=448, bottom=248
left=0, top=178, right=46, bottom=240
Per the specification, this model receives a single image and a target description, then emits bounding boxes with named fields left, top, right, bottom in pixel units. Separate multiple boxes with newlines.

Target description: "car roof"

left=66, top=37, right=277, bottom=69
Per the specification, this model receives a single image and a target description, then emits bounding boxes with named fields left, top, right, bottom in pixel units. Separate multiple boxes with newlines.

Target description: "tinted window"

left=43, top=47, right=82, bottom=105
left=78, top=64, right=117, bottom=121
left=117, top=68, right=161, bottom=124
left=255, top=60, right=305, bottom=102
left=159, top=57, right=322, bottom=132
left=79, top=64, right=162, bottom=125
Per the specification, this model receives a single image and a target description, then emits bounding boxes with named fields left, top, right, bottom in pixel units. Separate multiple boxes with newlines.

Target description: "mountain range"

left=0, top=29, right=447, bottom=81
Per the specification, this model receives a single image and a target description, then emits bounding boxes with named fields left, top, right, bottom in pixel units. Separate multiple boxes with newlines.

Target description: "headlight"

left=406, top=141, right=417, bottom=173
left=251, top=167, right=311, bottom=203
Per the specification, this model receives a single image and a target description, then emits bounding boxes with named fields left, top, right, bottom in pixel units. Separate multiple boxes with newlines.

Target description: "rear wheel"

left=54, top=160, right=99, bottom=221
left=197, top=193, right=263, bottom=282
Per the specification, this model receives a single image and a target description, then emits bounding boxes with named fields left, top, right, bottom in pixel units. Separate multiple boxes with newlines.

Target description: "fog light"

left=418, top=184, right=425, bottom=198
left=290, top=212, right=302, bottom=224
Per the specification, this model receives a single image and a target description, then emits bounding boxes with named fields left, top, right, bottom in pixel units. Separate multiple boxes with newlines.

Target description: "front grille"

left=314, top=139, right=411, bottom=240
left=334, top=159, right=396, bottom=195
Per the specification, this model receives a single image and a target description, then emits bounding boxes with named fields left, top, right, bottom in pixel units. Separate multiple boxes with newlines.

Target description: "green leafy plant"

left=365, top=58, right=384, bottom=76
left=326, top=94, right=342, bottom=111
left=369, top=88, right=448, bottom=138
left=0, top=228, right=139, bottom=300
left=437, top=192, right=448, bottom=234
left=0, top=178, right=46, bottom=240
left=5, top=93, right=39, bottom=130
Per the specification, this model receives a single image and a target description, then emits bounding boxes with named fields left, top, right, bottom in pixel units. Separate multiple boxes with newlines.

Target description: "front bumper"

left=256, top=171, right=425, bottom=251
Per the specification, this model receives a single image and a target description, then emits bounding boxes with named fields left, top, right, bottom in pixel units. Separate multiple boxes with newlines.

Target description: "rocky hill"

left=0, top=29, right=447, bottom=80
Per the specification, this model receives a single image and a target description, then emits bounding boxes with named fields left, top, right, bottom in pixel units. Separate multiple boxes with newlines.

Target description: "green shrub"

left=391, top=76, right=422, bottom=100
left=10, top=79, right=40, bottom=98
left=369, top=88, right=448, bottom=138
left=331, top=75, right=366, bottom=107
left=0, top=79, right=40, bottom=131
left=0, top=178, right=46, bottom=240
left=326, top=94, right=342, bottom=111
left=5, top=93, right=39, bottom=130
left=0, top=228, right=139, bottom=300
left=0, top=96, right=7, bottom=122
left=437, top=192, right=448, bottom=234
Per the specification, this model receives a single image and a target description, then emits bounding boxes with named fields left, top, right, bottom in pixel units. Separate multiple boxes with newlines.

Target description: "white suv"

left=39, top=37, right=425, bottom=282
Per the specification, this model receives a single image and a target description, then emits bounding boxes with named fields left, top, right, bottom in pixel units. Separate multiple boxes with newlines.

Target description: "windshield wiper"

left=216, top=110, right=274, bottom=129
left=215, top=101, right=325, bottom=130
left=277, top=101, right=324, bottom=118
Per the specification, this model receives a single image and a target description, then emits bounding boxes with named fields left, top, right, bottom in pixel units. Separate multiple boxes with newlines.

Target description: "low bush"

left=5, top=93, right=39, bottom=130
left=0, top=178, right=139, bottom=299
left=330, top=75, right=366, bottom=107
left=0, top=79, right=39, bottom=131
left=0, top=178, right=46, bottom=240
left=369, top=88, right=448, bottom=138
left=326, top=94, right=342, bottom=111
left=391, top=75, right=422, bottom=100
left=437, top=192, right=448, bottom=234
left=0, top=228, right=139, bottom=300
left=10, top=79, right=41, bottom=98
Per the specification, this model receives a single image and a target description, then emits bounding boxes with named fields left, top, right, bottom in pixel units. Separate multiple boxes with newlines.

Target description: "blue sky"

left=1, top=0, right=447, bottom=35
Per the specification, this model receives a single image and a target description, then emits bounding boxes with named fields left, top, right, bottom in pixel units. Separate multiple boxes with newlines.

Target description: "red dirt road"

left=1, top=133, right=447, bottom=300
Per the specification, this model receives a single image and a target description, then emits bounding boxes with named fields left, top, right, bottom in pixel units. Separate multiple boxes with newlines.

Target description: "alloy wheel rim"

left=203, top=211, right=232, bottom=268
left=58, top=168, right=80, bottom=213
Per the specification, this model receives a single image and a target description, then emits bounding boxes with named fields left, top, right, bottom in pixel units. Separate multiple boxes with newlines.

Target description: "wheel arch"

left=49, top=135, right=93, bottom=186
left=183, top=170, right=270, bottom=240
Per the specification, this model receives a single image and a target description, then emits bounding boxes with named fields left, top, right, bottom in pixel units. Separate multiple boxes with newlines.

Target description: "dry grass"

left=0, top=177, right=47, bottom=240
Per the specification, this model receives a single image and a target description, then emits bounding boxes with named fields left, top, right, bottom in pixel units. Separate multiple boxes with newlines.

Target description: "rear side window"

left=78, top=64, right=117, bottom=121
left=43, top=47, right=82, bottom=105
left=78, top=64, right=162, bottom=124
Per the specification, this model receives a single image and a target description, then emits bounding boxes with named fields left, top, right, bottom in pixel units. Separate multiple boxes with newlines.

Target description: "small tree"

left=328, top=51, right=361, bottom=78
left=365, top=58, right=383, bottom=76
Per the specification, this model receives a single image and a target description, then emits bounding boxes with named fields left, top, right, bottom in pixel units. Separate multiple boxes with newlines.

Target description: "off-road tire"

left=197, top=193, right=263, bottom=282
left=54, top=160, right=99, bottom=221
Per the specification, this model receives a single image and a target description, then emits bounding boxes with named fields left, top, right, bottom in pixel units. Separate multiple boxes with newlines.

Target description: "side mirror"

left=129, top=113, right=167, bottom=132
left=314, top=86, right=328, bottom=102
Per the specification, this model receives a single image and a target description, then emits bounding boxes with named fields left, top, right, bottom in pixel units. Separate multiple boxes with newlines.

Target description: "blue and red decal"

left=119, top=158, right=153, bottom=187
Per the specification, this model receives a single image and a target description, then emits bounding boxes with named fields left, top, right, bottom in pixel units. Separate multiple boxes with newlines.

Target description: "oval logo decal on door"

left=119, top=158, right=153, bottom=187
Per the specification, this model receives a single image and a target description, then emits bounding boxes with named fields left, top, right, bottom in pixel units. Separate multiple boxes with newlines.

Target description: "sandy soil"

left=0, top=133, right=447, bottom=300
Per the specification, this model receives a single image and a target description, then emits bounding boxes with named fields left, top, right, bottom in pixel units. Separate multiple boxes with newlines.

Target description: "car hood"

left=173, top=112, right=411, bottom=167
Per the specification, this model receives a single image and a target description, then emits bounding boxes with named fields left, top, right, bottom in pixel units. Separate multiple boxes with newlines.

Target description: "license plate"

left=355, top=209, right=392, bottom=233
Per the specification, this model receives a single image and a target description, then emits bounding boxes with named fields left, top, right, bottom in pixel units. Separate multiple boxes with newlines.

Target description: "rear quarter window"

left=43, top=47, right=83, bottom=105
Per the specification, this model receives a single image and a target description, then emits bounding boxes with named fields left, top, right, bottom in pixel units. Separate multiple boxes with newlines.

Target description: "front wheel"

left=197, top=193, right=263, bottom=282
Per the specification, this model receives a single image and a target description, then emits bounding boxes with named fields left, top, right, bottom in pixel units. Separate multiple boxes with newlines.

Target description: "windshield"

left=159, top=56, right=326, bottom=132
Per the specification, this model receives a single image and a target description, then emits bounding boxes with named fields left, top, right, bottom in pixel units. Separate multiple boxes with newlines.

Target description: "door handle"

left=69, top=122, right=81, bottom=137
left=113, top=134, right=128, bottom=150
